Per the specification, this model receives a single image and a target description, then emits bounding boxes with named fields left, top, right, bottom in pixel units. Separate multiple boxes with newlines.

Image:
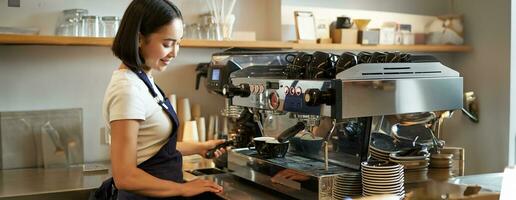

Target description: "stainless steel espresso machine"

left=196, top=49, right=299, bottom=167
left=222, top=51, right=463, bottom=199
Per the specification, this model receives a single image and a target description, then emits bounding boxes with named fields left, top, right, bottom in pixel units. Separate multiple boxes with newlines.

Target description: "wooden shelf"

left=293, top=43, right=473, bottom=53
left=0, top=34, right=472, bottom=52
left=0, top=34, right=113, bottom=46
left=0, top=34, right=290, bottom=49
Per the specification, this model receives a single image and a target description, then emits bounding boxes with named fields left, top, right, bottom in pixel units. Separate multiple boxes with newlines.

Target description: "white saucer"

left=361, top=161, right=403, bottom=169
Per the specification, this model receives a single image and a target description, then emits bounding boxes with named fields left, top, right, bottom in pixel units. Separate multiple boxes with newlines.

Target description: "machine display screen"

left=211, top=69, right=220, bottom=81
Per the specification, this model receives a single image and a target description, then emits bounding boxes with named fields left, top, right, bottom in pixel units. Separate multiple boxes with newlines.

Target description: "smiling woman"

left=138, top=20, right=183, bottom=71
left=92, top=0, right=227, bottom=200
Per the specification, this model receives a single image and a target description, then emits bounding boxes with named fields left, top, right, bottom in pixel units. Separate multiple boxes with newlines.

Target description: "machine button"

left=259, top=85, right=265, bottom=93
left=295, top=87, right=302, bottom=96
left=249, top=84, right=256, bottom=94
left=289, top=87, right=296, bottom=96
left=284, top=86, right=290, bottom=95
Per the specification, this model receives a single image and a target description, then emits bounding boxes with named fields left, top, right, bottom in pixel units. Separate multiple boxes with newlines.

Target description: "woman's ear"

left=138, top=33, right=144, bottom=47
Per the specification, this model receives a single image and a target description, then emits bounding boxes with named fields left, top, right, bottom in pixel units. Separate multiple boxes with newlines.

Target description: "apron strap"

left=129, top=67, right=179, bottom=127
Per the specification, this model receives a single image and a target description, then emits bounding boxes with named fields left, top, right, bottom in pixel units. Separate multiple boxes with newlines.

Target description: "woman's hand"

left=180, top=179, right=223, bottom=197
left=199, top=139, right=227, bottom=159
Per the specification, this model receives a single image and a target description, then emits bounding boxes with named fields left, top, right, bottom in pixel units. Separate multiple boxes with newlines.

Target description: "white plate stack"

left=361, top=162, right=405, bottom=199
left=332, top=173, right=362, bottom=199
left=369, top=146, right=393, bottom=162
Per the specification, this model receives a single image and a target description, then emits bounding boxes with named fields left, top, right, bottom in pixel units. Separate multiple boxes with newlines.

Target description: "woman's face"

left=140, top=19, right=183, bottom=72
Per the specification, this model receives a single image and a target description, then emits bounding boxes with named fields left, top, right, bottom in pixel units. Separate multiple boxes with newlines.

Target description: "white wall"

left=282, top=0, right=451, bottom=16
left=0, top=45, right=227, bottom=162
left=0, top=0, right=279, bottom=40
left=443, top=0, right=512, bottom=174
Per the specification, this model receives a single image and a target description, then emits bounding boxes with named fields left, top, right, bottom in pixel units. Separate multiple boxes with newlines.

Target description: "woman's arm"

left=110, top=120, right=222, bottom=197
left=177, top=140, right=226, bottom=157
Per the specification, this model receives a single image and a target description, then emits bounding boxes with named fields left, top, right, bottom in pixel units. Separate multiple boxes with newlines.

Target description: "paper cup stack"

left=175, top=98, right=208, bottom=142
left=332, top=172, right=362, bottom=198
left=361, top=161, right=405, bottom=199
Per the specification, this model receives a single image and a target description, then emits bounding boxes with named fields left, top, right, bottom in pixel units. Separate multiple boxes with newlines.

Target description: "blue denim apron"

left=94, top=68, right=183, bottom=200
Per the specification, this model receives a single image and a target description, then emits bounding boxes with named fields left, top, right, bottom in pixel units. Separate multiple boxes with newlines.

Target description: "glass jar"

left=100, top=16, right=120, bottom=37
left=55, top=9, right=88, bottom=36
left=81, top=15, right=100, bottom=37
left=183, top=24, right=192, bottom=39
left=190, top=23, right=202, bottom=39
left=205, top=16, right=220, bottom=40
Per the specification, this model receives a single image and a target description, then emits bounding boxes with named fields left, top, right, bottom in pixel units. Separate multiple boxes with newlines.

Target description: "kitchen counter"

left=0, top=157, right=214, bottom=199
left=196, top=171, right=502, bottom=200
left=0, top=157, right=504, bottom=200
left=0, top=163, right=110, bottom=199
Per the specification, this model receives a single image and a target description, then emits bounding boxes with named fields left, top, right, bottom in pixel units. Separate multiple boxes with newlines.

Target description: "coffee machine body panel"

left=206, top=50, right=295, bottom=95
left=340, top=77, right=463, bottom=119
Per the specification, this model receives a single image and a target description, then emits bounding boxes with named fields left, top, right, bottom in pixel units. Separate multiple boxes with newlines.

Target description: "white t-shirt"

left=103, top=69, right=173, bottom=165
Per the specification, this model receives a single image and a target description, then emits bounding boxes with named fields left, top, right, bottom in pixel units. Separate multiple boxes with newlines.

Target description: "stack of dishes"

left=389, top=151, right=430, bottom=183
left=369, top=132, right=399, bottom=162
left=332, top=173, right=362, bottom=199
left=427, top=153, right=454, bottom=180
left=429, top=153, right=453, bottom=168
left=361, top=161, right=405, bottom=199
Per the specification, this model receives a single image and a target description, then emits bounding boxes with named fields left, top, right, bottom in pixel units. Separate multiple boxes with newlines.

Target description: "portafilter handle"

left=277, top=122, right=306, bottom=143
left=222, top=83, right=251, bottom=98
left=205, top=140, right=234, bottom=159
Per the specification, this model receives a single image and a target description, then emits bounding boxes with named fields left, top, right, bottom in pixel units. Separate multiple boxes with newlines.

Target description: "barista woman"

left=94, top=0, right=226, bottom=199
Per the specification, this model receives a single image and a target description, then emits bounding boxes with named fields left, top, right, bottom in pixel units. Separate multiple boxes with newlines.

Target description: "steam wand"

left=324, top=119, right=336, bottom=171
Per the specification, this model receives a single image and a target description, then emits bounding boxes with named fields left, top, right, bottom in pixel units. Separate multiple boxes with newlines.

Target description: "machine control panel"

left=230, top=78, right=336, bottom=116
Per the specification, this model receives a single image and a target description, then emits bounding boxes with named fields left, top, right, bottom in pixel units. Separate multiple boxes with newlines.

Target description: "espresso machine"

left=196, top=49, right=298, bottom=167
left=223, top=51, right=464, bottom=199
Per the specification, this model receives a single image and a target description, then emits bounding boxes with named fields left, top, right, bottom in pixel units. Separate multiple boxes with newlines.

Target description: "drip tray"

left=186, top=168, right=227, bottom=176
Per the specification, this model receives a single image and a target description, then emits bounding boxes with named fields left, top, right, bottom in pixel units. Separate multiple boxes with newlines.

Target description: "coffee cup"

left=262, top=139, right=289, bottom=158
left=299, top=134, right=324, bottom=155
left=250, top=137, right=275, bottom=155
